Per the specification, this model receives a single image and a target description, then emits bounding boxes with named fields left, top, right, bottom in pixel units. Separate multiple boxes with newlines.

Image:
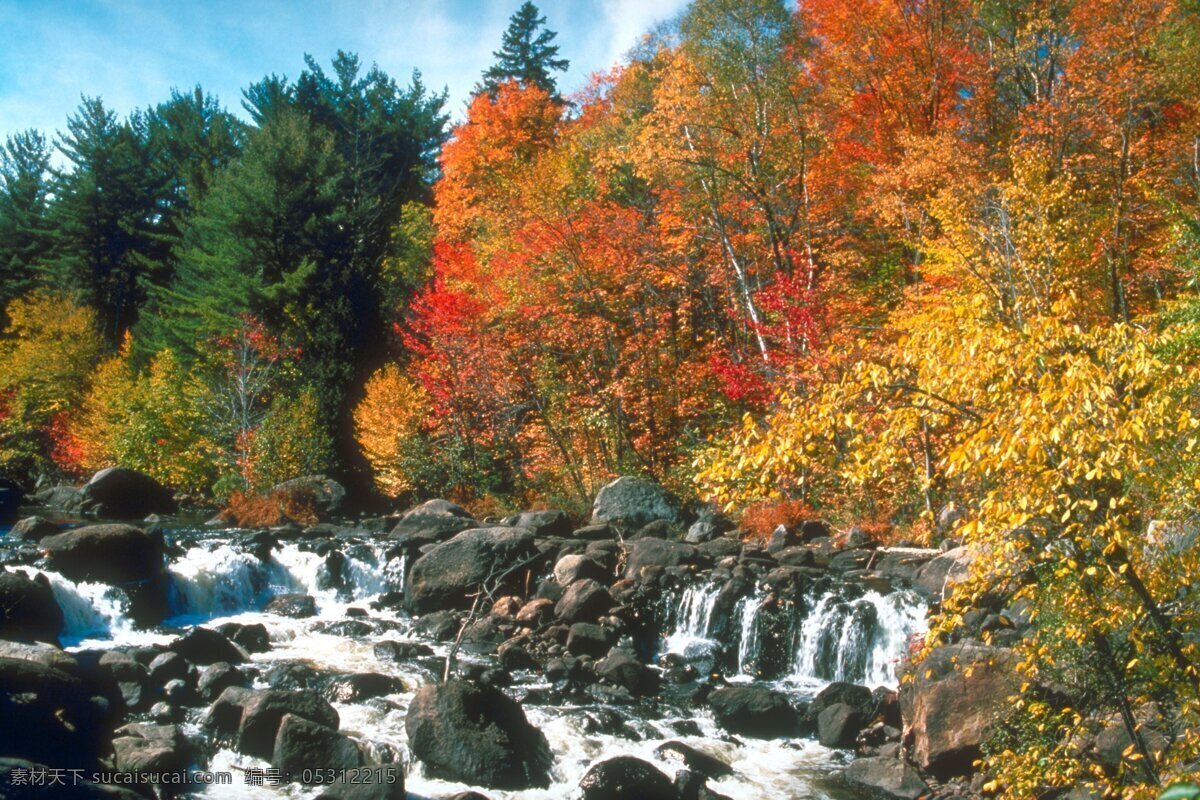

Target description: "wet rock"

left=0, top=569, right=63, bottom=643
left=594, top=649, right=656, bottom=695
left=555, top=578, right=613, bottom=624
left=899, top=643, right=1016, bottom=778
left=270, top=475, right=346, bottom=517
left=498, top=641, right=538, bottom=671
left=553, top=554, right=608, bottom=586
left=40, top=524, right=165, bottom=586
left=0, top=656, right=110, bottom=768
left=81, top=467, right=177, bottom=518
left=817, top=703, right=869, bottom=749
left=216, top=621, right=271, bottom=653
left=315, top=765, right=407, bottom=799
left=414, top=610, right=460, bottom=641
left=203, top=685, right=254, bottom=735
left=373, top=640, right=435, bottom=662
left=264, top=593, right=318, bottom=618
left=112, top=723, right=188, bottom=776
left=405, top=527, right=540, bottom=614
left=9, top=516, right=58, bottom=541
left=591, top=477, right=684, bottom=530
left=405, top=679, right=552, bottom=789
left=325, top=672, right=405, bottom=703
left=843, top=756, right=929, bottom=799
left=170, top=626, right=246, bottom=665
left=504, top=510, right=571, bottom=537
left=237, top=688, right=340, bottom=760
left=623, top=539, right=698, bottom=580
left=273, top=713, right=363, bottom=778
left=147, top=651, right=188, bottom=685
left=708, top=686, right=798, bottom=738
left=197, top=662, right=246, bottom=701
left=566, top=622, right=611, bottom=657
left=578, top=755, right=674, bottom=800
left=812, top=682, right=873, bottom=717
left=654, top=741, right=733, bottom=779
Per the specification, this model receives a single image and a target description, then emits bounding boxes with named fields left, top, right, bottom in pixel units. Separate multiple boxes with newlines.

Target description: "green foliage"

left=479, top=2, right=569, bottom=99
left=0, top=131, right=53, bottom=310
left=245, top=390, right=334, bottom=491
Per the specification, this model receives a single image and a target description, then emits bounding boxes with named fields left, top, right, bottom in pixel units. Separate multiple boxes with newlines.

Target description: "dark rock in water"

left=0, top=569, right=64, bottom=643
left=708, top=686, right=798, bottom=738
left=264, top=593, right=317, bottom=618
left=817, top=703, right=869, bottom=749
left=503, top=509, right=571, bottom=537
left=812, top=682, right=874, bottom=717
left=9, top=516, right=58, bottom=541
left=273, top=713, right=363, bottom=778
left=405, top=679, right=552, bottom=789
left=170, top=626, right=246, bottom=665
left=203, top=685, right=255, bottom=735
left=0, top=477, right=23, bottom=523
left=147, top=651, right=188, bottom=685
left=264, top=662, right=325, bottom=690
left=390, top=499, right=477, bottom=548
left=216, top=621, right=271, bottom=653
left=237, top=688, right=340, bottom=760
left=654, top=741, right=733, bottom=779
left=623, top=539, right=698, bottom=580
left=373, top=640, right=435, bottom=662
left=899, top=643, right=1016, bottom=778
left=497, top=641, right=538, bottom=671
left=1, top=756, right=143, bottom=799
left=314, top=619, right=376, bottom=637
left=112, top=722, right=189, bottom=777
left=98, top=650, right=148, bottom=686
left=197, top=662, right=246, bottom=701
left=325, top=672, right=405, bottom=703
left=405, top=527, right=540, bottom=614
left=314, top=764, right=407, bottom=799
left=162, top=677, right=190, bottom=703
left=595, top=649, right=656, bottom=695
left=591, top=477, right=684, bottom=530
left=41, top=524, right=165, bottom=585
left=578, top=755, right=674, bottom=800
left=270, top=475, right=347, bottom=516
left=566, top=622, right=611, bottom=657
left=414, top=610, right=460, bottom=641
left=81, top=467, right=177, bottom=518
left=843, top=755, right=929, bottom=799
left=33, top=484, right=84, bottom=514
left=0, top=656, right=110, bottom=769
left=555, top=578, right=613, bottom=623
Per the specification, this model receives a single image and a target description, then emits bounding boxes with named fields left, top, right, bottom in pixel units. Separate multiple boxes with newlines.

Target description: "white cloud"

left=598, top=0, right=689, bottom=65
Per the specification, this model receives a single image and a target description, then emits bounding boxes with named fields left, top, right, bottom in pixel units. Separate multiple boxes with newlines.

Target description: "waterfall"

left=734, top=591, right=765, bottom=674
left=790, top=589, right=926, bottom=687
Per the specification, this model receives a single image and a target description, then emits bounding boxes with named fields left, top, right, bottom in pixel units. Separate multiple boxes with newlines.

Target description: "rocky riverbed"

left=0, top=470, right=1002, bottom=800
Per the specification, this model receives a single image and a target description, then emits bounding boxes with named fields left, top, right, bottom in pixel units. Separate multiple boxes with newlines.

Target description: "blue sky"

left=0, top=0, right=691, bottom=141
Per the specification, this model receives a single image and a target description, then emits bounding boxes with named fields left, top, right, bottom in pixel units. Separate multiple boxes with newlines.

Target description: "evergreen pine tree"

left=479, top=2, right=569, bottom=98
left=0, top=131, right=53, bottom=311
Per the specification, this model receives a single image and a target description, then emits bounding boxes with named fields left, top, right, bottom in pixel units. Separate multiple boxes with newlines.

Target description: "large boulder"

left=405, top=527, right=540, bottom=614
left=0, top=570, right=63, bottom=644
left=623, top=539, right=698, bottom=580
left=912, top=546, right=973, bottom=598
left=9, top=516, right=58, bottom=541
left=817, top=703, right=869, bottom=749
left=553, top=554, right=608, bottom=586
left=112, top=723, right=189, bottom=777
left=81, top=467, right=177, bottom=518
left=272, top=713, right=362, bottom=778
left=592, top=477, right=684, bottom=529
left=899, top=643, right=1016, bottom=778
left=0, top=477, right=24, bottom=524
left=270, top=475, right=347, bottom=517
left=236, top=689, right=340, bottom=760
left=390, top=499, right=477, bottom=547
left=169, top=627, right=246, bottom=665
left=40, top=524, right=165, bottom=586
left=0, top=656, right=110, bottom=768
left=554, top=579, right=613, bottom=624
left=405, top=680, right=551, bottom=789
left=578, top=756, right=674, bottom=800
left=504, top=509, right=571, bottom=537
left=843, top=756, right=929, bottom=800
left=708, top=686, right=798, bottom=738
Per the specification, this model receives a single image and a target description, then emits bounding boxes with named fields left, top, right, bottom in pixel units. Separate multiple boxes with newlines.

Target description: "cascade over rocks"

left=592, top=477, right=685, bottom=529
left=81, top=467, right=177, bottom=518
left=405, top=527, right=540, bottom=614
left=404, top=679, right=552, bottom=789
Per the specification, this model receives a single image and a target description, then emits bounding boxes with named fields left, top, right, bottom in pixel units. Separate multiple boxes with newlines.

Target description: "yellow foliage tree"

left=353, top=364, right=428, bottom=498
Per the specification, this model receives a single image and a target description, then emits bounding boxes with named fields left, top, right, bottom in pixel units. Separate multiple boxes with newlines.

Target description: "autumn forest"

left=3, top=0, right=1200, bottom=796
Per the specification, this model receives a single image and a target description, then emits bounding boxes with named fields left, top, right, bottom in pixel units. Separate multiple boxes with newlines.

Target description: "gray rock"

left=591, top=477, right=684, bottom=529
left=0, top=569, right=63, bottom=643
left=843, top=756, right=929, bottom=800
